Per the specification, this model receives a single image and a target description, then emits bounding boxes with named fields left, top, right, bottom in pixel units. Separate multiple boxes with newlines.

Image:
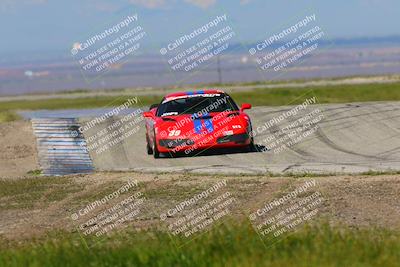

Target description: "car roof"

left=164, top=89, right=225, bottom=98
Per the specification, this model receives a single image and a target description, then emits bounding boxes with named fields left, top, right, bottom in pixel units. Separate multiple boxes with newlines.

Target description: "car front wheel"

left=248, top=137, right=256, bottom=152
left=146, top=135, right=153, bottom=155
left=153, top=134, right=160, bottom=158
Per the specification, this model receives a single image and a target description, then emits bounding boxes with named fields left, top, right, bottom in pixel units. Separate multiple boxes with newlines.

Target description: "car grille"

left=217, top=133, right=249, bottom=144
left=159, top=139, right=194, bottom=148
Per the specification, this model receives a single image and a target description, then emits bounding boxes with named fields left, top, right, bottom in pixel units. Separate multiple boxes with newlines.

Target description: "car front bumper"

left=157, top=132, right=251, bottom=153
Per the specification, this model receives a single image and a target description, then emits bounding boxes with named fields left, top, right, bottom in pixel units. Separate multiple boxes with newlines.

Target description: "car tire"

left=248, top=137, right=256, bottom=152
left=146, top=135, right=153, bottom=155
left=153, top=135, right=160, bottom=159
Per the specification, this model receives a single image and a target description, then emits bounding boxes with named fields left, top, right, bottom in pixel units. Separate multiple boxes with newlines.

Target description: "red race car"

left=143, top=89, right=254, bottom=158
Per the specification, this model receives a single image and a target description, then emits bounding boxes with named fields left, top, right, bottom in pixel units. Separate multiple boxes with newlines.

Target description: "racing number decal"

left=168, top=130, right=181, bottom=137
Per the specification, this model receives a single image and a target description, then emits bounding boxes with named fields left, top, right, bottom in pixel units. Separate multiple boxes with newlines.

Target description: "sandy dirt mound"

left=0, top=121, right=38, bottom=178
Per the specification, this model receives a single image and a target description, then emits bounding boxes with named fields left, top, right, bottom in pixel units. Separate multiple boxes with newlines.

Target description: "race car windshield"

left=156, top=94, right=239, bottom=117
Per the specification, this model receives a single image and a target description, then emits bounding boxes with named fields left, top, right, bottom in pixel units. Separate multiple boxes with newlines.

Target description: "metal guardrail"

left=31, top=118, right=94, bottom=176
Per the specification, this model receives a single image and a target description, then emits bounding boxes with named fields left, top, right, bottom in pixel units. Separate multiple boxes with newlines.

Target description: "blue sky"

left=1, top=0, right=399, bottom=54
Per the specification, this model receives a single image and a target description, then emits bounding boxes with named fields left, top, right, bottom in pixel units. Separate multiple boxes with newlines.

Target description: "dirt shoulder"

left=0, top=172, right=399, bottom=240
left=0, top=121, right=38, bottom=179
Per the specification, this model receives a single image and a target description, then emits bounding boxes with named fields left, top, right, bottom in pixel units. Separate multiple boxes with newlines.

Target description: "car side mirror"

left=149, top=104, right=159, bottom=110
left=240, top=103, right=252, bottom=112
left=143, top=111, right=154, bottom=118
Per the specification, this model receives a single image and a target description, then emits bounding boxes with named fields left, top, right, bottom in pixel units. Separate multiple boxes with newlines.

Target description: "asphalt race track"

left=80, top=101, right=400, bottom=175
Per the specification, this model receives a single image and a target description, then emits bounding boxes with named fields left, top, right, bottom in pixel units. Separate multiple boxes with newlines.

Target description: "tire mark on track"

left=315, top=128, right=384, bottom=160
